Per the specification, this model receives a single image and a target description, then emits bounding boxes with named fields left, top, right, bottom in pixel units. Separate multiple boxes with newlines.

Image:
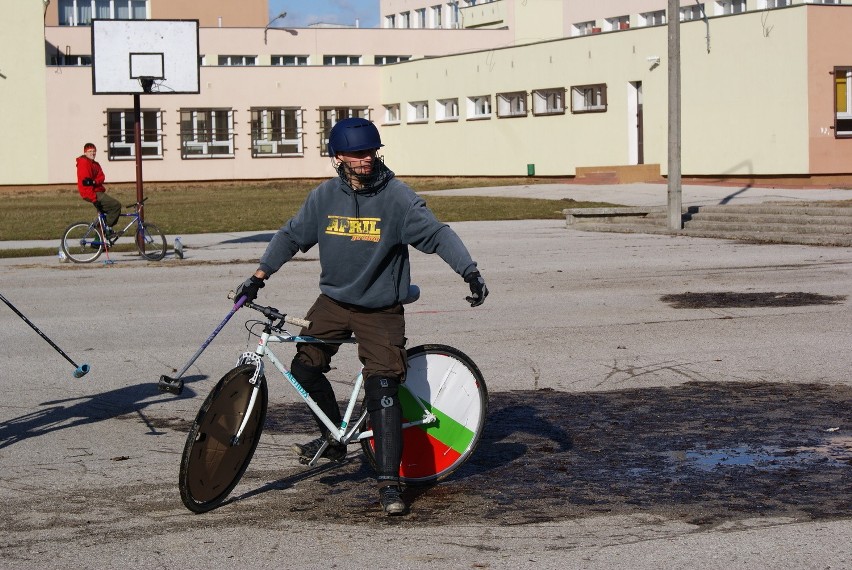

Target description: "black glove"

left=464, top=271, right=488, bottom=307
left=235, top=275, right=265, bottom=304
left=82, top=177, right=95, bottom=187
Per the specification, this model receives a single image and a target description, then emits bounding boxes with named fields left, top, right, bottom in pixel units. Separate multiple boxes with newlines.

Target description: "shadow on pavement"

left=0, top=374, right=208, bottom=449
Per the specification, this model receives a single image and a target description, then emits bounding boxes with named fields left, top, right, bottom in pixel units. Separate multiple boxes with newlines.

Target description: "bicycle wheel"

left=61, top=221, right=103, bottom=263
left=136, top=222, right=166, bottom=261
left=361, top=344, right=488, bottom=486
left=179, top=364, right=267, bottom=513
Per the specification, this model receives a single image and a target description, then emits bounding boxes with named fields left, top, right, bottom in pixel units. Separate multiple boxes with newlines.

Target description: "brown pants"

left=93, top=192, right=122, bottom=227
left=295, top=294, right=407, bottom=382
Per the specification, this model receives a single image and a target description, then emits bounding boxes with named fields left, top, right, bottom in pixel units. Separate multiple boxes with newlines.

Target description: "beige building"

left=3, top=0, right=851, bottom=185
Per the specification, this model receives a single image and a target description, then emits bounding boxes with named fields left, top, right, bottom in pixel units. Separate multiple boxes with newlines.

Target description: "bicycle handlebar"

left=123, top=197, right=149, bottom=210
left=227, top=291, right=312, bottom=330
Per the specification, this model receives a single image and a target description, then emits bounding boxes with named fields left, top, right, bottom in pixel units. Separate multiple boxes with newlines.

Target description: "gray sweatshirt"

left=258, top=173, right=478, bottom=309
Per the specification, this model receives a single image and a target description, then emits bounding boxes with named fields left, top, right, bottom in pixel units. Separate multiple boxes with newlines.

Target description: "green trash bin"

left=527, top=164, right=535, bottom=176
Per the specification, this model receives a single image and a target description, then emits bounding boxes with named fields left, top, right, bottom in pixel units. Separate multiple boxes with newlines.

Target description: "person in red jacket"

left=76, top=143, right=121, bottom=233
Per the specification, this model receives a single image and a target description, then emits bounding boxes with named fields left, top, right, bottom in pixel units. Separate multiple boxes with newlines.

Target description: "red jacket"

left=76, top=155, right=106, bottom=202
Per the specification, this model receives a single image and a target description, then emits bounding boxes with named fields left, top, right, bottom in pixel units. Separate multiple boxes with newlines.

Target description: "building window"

left=400, top=11, right=411, bottom=28
left=323, top=55, right=361, bottom=66
left=407, top=101, right=429, bottom=123
left=374, top=55, right=411, bottom=65
left=59, top=0, right=146, bottom=26
left=272, top=55, right=309, bottom=66
left=446, top=2, right=459, bottom=28
left=571, top=84, right=607, bottom=113
left=497, top=91, right=527, bottom=118
left=639, top=10, right=666, bottom=26
left=180, top=109, right=234, bottom=159
left=415, top=8, right=427, bottom=28
left=319, top=108, right=369, bottom=156
left=431, top=5, right=443, bottom=28
left=384, top=104, right=401, bottom=125
left=532, top=88, right=565, bottom=116
left=217, top=55, right=257, bottom=66
left=606, top=15, right=630, bottom=31
left=680, top=4, right=705, bottom=21
left=436, top=98, right=459, bottom=122
left=250, top=108, right=302, bottom=157
left=385, top=14, right=396, bottom=28
left=759, top=0, right=790, bottom=7
left=715, top=1, right=745, bottom=15
left=467, top=95, right=492, bottom=120
left=106, top=109, right=162, bottom=160
left=835, top=67, right=852, bottom=138
left=48, top=53, right=92, bottom=66
left=572, top=20, right=597, bottom=36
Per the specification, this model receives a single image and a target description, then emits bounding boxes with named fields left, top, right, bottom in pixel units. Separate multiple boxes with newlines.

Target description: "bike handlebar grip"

left=285, top=315, right=312, bottom=330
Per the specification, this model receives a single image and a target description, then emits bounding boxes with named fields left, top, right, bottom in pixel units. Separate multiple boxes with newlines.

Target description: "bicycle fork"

left=231, top=352, right=264, bottom=446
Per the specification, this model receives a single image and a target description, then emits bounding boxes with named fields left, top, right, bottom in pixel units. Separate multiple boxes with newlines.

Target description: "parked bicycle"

left=178, top=292, right=488, bottom=513
left=61, top=197, right=166, bottom=263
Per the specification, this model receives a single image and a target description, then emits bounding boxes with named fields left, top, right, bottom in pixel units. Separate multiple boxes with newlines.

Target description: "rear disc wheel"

left=360, top=344, right=488, bottom=486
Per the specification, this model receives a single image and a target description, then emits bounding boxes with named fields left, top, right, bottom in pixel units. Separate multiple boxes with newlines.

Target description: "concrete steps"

left=563, top=202, right=852, bottom=246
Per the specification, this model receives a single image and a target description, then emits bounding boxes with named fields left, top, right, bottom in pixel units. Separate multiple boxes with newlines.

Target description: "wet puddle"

left=23, top=379, right=849, bottom=529
left=222, top=380, right=852, bottom=527
left=670, top=437, right=852, bottom=472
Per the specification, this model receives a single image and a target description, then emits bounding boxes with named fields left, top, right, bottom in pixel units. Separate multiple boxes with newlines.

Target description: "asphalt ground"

left=1, top=184, right=851, bottom=569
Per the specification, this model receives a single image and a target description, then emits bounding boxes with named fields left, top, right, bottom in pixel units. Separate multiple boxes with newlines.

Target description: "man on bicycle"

left=76, top=143, right=121, bottom=234
left=235, top=117, right=488, bottom=516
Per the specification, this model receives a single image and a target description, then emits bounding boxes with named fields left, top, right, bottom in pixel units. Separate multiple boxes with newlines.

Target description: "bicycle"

left=178, top=292, right=488, bottom=514
left=60, top=197, right=167, bottom=263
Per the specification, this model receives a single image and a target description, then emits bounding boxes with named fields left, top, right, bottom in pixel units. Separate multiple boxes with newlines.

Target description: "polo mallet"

left=0, top=292, right=90, bottom=378
left=158, top=294, right=247, bottom=395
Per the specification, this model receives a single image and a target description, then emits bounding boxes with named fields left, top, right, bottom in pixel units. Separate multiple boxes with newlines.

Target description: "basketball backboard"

left=92, top=19, right=199, bottom=95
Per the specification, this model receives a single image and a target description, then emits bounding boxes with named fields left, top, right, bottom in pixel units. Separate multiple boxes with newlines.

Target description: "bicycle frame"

left=91, top=209, right=142, bottom=247
left=231, top=322, right=437, bottom=466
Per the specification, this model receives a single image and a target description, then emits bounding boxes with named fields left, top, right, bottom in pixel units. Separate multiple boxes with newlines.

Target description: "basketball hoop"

left=138, top=76, right=156, bottom=93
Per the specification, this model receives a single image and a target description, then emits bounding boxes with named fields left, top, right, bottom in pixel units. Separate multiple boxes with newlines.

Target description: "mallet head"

left=158, top=375, right=184, bottom=395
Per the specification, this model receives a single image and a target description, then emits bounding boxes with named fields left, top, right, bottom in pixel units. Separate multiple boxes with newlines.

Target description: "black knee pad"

left=364, top=375, right=400, bottom=413
left=291, top=358, right=331, bottom=393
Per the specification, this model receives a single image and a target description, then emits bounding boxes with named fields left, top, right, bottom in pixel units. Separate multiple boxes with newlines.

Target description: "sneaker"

left=292, top=437, right=347, bottom=463
left=379, top=485, right=407, bottom=516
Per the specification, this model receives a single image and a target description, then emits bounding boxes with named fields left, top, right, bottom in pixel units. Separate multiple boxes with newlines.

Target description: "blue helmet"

left=328, top=118, right=383, bottom=155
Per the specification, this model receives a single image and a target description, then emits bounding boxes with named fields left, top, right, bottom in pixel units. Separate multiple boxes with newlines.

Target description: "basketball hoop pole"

left=133, top=93, right=145, bottom=230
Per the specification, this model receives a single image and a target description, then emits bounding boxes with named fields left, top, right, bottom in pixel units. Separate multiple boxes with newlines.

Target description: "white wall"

left=1, top=0, right=50, bottom=185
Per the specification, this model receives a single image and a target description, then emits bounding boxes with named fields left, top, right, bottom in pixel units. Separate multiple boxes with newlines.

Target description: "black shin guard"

left=291, top=358, right=341, bottom=435
left=365, top=376, right=403, bottom=483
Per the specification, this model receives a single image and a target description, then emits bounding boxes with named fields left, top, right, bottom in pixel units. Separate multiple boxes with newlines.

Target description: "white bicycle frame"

left=231, top=325, right=437, bottom=467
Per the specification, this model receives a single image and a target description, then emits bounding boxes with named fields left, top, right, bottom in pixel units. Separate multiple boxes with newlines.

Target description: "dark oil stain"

left=207, top=381, right=852, bottom=528
left=14, top=381, right=850, bottom=533
left=660, top=291, right=846, bottom=309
